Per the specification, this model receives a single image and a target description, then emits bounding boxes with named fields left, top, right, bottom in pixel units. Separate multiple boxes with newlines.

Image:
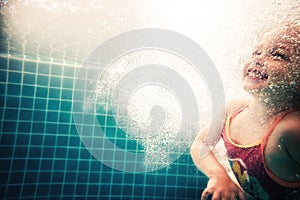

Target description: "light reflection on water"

left=1, top=0, right=299, bottom=99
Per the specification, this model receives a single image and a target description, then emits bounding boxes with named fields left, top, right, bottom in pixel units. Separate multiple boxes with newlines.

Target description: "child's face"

left=242, top=24, right=300, bottom=97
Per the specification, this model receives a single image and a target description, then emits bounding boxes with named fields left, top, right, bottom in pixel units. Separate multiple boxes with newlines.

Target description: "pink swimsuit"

left=222, top=105, right=300, bottom=199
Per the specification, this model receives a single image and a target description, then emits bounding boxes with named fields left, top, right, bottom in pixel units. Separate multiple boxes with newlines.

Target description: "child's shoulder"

left=266, top=111, right=300, bottom=182
left=278, top=110, right=300, bottom=131
left=273, top=110, right=300, bottom=149
left=225, top=98, right=249, bottom=116
left=272, top=111, right=300, bottom=165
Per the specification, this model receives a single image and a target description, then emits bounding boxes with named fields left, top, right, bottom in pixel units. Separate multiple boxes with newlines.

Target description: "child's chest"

left=229, top=111, right=274, bottom=145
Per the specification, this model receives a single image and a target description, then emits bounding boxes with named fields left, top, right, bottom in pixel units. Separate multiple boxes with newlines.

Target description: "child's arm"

left=267, top=111, right=300, bottom=184
left=284, top=132, right=300, bottom=164
left=190, top=128, right=245, bottom=200
left=282, top=112, right=300, bottom=164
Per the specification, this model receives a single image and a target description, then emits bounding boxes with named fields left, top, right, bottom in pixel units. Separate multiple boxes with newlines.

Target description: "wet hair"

left=259, top=21, right=300, bottom=108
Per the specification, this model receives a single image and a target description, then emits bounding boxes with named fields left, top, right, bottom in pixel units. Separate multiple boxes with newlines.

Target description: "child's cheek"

left=268, top=70, right=289, bottom=83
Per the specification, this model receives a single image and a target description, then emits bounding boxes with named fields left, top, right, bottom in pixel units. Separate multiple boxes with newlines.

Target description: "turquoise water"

left=0, top=53, right=207, bottom=199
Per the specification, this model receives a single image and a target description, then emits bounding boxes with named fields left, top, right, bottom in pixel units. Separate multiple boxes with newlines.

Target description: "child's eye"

left=271, top=52, right=288, bottom=60
left=252, top=49, right=262, bottom=56
left=269, top=48, right=289, bottom=61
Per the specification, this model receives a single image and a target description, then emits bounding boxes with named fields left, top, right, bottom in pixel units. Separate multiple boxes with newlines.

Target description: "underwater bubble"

left=263, top=98, right=270, bottom=103
left=94, top=48, right=212, bottom=170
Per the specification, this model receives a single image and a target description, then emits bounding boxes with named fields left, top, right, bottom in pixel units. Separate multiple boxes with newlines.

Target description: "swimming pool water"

left=0, top=54, right=207, bottom=199
left=2, top=0, right=298, bottom=199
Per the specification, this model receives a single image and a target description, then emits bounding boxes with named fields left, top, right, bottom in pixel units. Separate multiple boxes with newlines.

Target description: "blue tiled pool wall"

left=0, top=55, right=208, bottom=199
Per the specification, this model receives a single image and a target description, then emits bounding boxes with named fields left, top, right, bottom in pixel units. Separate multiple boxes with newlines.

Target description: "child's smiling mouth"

left=246, top=68, right=268, bottom=80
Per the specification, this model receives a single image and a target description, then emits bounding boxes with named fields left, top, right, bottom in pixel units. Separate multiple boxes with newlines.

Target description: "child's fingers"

left=236, top=191, right=245, bottom=200
left=201, top=189, right=214, bottom=200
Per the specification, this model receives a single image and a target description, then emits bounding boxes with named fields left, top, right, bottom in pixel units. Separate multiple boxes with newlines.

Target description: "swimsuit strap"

left=262, top=109, right=293, bottom=141
left=229, top=104, right=249, bottom=120
left=225, top=104, right=262, bottom=148
left=226, top=104, right=293, bottom=148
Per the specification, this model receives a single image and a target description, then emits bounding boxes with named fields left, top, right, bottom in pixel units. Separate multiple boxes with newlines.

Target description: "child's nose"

left=251, top=60, right=265, bottom=67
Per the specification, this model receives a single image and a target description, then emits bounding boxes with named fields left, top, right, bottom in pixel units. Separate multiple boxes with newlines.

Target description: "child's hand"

left=201, top=174, right=245, bottom=200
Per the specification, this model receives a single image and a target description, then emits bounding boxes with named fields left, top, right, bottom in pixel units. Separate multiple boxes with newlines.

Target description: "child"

left=190, top=21, right=300, bottom=200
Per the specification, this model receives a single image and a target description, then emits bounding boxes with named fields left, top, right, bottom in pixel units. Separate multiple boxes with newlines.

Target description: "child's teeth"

left=247, top=68, right=268, bottom=80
